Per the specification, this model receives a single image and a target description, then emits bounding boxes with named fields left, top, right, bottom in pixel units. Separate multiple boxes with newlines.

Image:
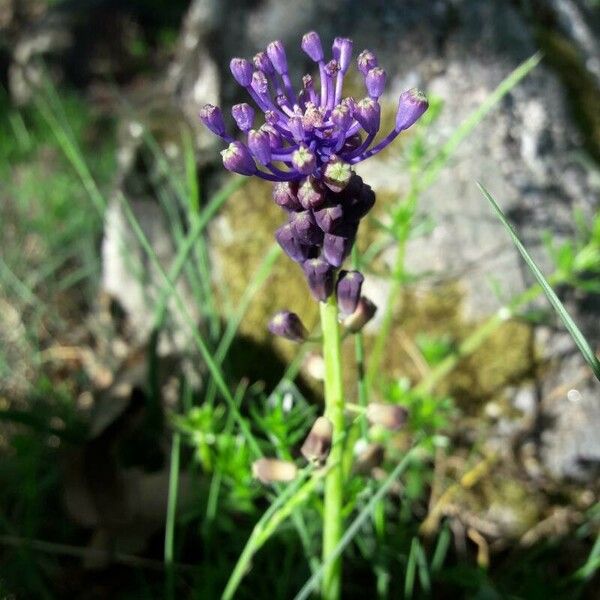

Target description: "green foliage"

left=479, top=182, right=600, bottom=380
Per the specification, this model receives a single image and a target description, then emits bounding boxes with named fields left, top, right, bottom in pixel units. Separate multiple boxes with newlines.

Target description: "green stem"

left=320, top=296, right=346, bottom=600
left=164, top=431, right=181, bottom=599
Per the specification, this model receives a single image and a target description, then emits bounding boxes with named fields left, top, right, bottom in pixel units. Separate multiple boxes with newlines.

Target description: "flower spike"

left=200, top=32, right=428, bottom=299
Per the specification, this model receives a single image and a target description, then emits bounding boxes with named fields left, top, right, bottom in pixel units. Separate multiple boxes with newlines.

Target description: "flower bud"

left=275, top=224, right=310, bottom=263
left=343, top=296, right=377, bottom=333
left=365, top=67, right=386, bottom=99
left=298, top=178, right=327, bottom=210
left=323, top=232, right=354, bottom=268
left=301, top=31, right=324, bottom=62
left=267, top=40, right=289, bottom=74
left=366, top=403, right=408, bottom=430
left=331, top=104, right=353, bottom=131
left=323, top=157, right=352, bottom=193
left=247, top=129, right=272, bottom=164
left=396, top=88, right=428, bottom=132
left=252, top=458, right=298, bottom=484
left=354, top=97, right=381, bottom=134
left=291, top=210, right=324, bottom=245
left=268, top=310, right=307, bottom=342
left=301, top=416, right=333, bottom=464
left=292, top=145, right=316, bottom=175
left=221, top=141, right=256, bottom=176
left=303, top=258, right=335, bottom=301
left=231, top=103, right=254, bottom=132
left=273, top=182, right=302, bottom=211
left=342, top=96, right=357, bottom=113
left=332, top=37, right=353, bottom=73
left=260, top=124, right=283, bottom=149
left=353, top=443, right=384, bottom=475
left=336, top=270, right=364, bottom=315
left=253, top=51, right=275, bottom=75
left=314, top=204, right=343, bottom=233
left=199, top=104, right=226, bottom=136
left=357, top=49, right=378, bottom=75
left=230, top=58, right=253, bottom=86
left=251, top=70, right=269, bottom=95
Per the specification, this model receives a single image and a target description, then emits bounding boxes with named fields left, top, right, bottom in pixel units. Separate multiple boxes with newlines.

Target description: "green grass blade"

left=164, top=430, right=181, bottom=600
left=204, top=243, right=281, bottom=407
left=119, top=194, right=262, bottom=457
left=422, top=52, right=542, bottom=189
left=221, top=468, right=318, bottom=600
left=404, top=538, right=418, bottom=599
left=571, top=533, right=600, bottom=582
left=415, top=538, right=431, bottom=594
left=431, top=525, right=451, bottom=574
left=478, top=182, right=600, bottom=381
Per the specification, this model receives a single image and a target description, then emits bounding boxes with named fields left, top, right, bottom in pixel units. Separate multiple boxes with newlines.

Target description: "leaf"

left=478, top=182, right=600, bottom=381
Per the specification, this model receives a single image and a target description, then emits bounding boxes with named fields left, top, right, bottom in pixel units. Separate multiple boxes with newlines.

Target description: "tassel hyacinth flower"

left=200, top=31, right=428, bottom=301
left=203, top=32, right=427, bottom=600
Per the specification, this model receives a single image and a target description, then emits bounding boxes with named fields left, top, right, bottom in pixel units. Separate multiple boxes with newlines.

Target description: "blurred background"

left=1, top=0, right=599, bottom=598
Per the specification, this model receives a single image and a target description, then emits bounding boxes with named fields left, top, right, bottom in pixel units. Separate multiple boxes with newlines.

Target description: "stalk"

left=320, top=295, right=346, bottom=600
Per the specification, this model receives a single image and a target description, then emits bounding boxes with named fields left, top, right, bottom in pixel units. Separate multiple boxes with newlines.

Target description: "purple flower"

left=201, top=33, right=427, bottom=182
left=201, top=33, right=428, bottom=302
left=396, top=88, right=429, bottom=132
left=273, top=182, right=302, bottom=211
left=268, top=310, right=308, bottom=341
left=248, top=129, right=272, bottom=165
left=232, top=103, right=255, bottom=132
left=365, top=68, right=386, bottom=99
left=336, top=270, right=364, bottom=315
left=221, top=141, right=256, bottom=176
left=199, top=104, right=227, bottom=137
left=275, top=223, right=311, bottom=263
left=303, top=258, right=335, bottom=301
left=230, top=58, right=253, bottom=87
left=302, top=31, right=324, bottom=62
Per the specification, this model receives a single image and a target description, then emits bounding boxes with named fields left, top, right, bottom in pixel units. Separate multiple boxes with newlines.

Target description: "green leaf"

left=478, top=182, right=600, bottom=381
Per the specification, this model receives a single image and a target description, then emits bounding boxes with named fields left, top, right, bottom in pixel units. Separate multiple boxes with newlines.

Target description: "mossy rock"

left=210, top=177, right=536, bottom=406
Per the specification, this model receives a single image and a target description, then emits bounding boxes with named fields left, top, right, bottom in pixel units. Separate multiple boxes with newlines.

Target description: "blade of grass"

left=182, top=125, right=221, bottom=340
left=204, top=243, right=281, bottom=408
left=119, top=194, right=262, bottom=457
left=421, top=53, right=542, bottom=189
left=571, top=533, right=600, bottom=582
left=431, top=525, right=451, bottom=574
left=415, top=538, right=431, bottom=595
left=221, top=467, right=319, bottom=600
left=404, top=538, right=418, bottom=599
left=478, top=182, right=600, bottom=381
left=164, top=421, right=182, bottom=600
